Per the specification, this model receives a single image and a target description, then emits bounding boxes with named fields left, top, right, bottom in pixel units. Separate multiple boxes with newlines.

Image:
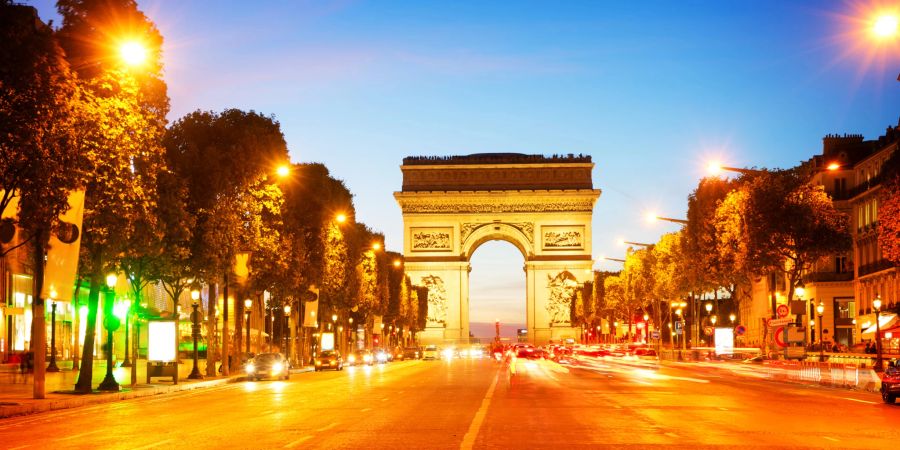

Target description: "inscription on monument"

left=411, top=227, right=452, bottom=251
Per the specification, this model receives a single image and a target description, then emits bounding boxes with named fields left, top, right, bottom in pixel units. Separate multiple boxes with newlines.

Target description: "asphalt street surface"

left=1, top=355, right=898, bottom=449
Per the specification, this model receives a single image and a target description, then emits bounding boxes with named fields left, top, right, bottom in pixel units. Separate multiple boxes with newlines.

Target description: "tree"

left=878, top=151, right=900, bottom=264
left=718, top=170, right=851, bottom=304
left=56, top=0, right=169, bottom=393
left=0, top=2, right=82, bottom=399
left=164, top=108, right=290, bottom=372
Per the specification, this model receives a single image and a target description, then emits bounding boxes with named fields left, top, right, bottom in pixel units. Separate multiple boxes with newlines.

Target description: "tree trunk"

left=31, top=230, right=46, bottom=399
left=75, top=251, right=103, bottom=393
left=235, top=288, right=244, bottom=358
left=221, top=272, right=229, bottom=375
left=71, top=280, right=81, bottom=371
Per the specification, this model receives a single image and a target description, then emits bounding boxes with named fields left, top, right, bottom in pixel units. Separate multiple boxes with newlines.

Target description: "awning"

left=861, top=313, right=897, bottom=335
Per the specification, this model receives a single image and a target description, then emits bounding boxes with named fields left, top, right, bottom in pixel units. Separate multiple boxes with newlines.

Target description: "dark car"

left=245, top=352, right=290, bottom=381
left=403, top=347, right=421, bottom=360
left=315, top=350, right=343, bottom=371
left=881, top=359, right=900, bottom=404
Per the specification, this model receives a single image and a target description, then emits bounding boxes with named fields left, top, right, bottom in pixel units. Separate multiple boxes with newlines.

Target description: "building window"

left=835, top=256, right=848, bottom=274
left=836, top=300, right=854, bottom=319
left=833, top=178, right=847, bottom=197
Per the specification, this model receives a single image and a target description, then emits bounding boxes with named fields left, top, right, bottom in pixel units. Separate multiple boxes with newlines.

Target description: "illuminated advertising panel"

left=148, top=321, right=177, bottom=362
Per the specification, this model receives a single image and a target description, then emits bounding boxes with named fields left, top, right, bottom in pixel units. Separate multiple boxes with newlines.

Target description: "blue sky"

left=31, top=1, right=900, bottom=327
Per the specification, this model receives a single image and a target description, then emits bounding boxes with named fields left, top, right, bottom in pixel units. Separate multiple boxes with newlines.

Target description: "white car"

left=423, top=345, right=439, bottom=360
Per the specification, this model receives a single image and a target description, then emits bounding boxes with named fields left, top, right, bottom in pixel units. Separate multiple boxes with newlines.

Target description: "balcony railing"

left=858, top=260, right=896, bottom=277
left=804, top=272, right=854, bottom=283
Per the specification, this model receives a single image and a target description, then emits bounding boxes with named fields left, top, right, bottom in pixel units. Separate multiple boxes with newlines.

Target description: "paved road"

left=1, top=356, right=898, bottom=449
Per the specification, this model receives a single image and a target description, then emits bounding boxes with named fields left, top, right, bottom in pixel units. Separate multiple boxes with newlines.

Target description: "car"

left=373, top=348, right=391, bottom=363
left=423, top=345, right=439, bottom=360
left=347, top=349, right=374, bottom=366
left=392, top=347, right=405, bottom=361
left=881, top=359, right=900, bottom=404
left=245, top=352, right=290, bottom=381
left=315, top=350, right=344, bottom=371
left=402, top=347, right=421, bottom=360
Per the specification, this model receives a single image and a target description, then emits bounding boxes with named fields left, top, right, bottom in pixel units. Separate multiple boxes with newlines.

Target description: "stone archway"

left=394, top=153, right=600, bottom=346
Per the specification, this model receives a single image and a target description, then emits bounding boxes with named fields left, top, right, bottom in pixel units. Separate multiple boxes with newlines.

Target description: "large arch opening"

left=468, top=240, right=526, bottom=342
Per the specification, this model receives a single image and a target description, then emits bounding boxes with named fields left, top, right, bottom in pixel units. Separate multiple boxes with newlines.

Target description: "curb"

left=0, top=376, right=240, bottom=419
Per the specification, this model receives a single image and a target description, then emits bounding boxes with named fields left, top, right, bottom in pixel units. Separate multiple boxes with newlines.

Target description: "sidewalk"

left=0, top=359, right=312, bottom=419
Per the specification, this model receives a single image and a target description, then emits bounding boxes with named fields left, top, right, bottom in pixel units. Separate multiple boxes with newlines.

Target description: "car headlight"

left=245, top=363, right=255, bottom=373
left=348, top=355, right=356, bottom=363
left=364, top=355, right=373, bottom=362
left=272, top=362, right=284, bottom=373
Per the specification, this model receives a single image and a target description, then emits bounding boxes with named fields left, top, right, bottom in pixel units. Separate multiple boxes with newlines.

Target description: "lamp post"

left=643, top=313, right=650, bottom=343
left=188, top=290, right=203, bottom=379
left=816, top=302, right=825, bottom=362
left=710, top=315, right=717, bottom=348
left=874, top=295, right=884, bottom=372
left=244, top=299, right=252, bottom=354
left=46, top=301, right=60, bottom=372
left=348, top=317, right=354, bottom=351
left=98, top=274, right=120, bottom=392
left=284, top=305, right=291, bottom=359
left=380, top=323, right=385, bottom=348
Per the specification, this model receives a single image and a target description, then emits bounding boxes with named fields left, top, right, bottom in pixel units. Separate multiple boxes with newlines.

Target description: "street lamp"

left=118, top=40, right=148, bottom=67
left=47, top=299, right=60, bottom=372
left=188, top=290, right=203, bottom=379
left=874, top=295, right=884, bottom=371
left=284, top=305, right=292, bottom=359
left=816, top=302, right=825, bottom=362
left=705, top=303, right=713, bottom=314
left=707, top=161, right=766, bottom=176
left=645, top=211, right=688, bottom=225
left=710, top=315, right=717, bottom=348
left=643, top=313, right=650, bottom=343
left=244, top=299, right=252, bottom=354
left=729, top=313, right=736, bottom=324
left=98, top=273, right=120, bottom=391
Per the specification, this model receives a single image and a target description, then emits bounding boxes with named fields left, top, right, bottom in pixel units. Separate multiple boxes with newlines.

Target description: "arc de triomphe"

left=394, top=153, right=600, bottom=346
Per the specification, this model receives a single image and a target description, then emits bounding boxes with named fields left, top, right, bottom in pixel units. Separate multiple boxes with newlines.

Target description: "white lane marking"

left=133, top=439, right=174, bottom=450
left=823, top=437, right=839, bottom=442
left=360, top=408, right=372, bottom=412
left=460, top=370, right=500, bottom=450
left=8, top=445, right=30, bottom=450
left=631, top=379, right=653, bottom=386
left=843, top=397, right=877, bottom=404
left=56, top=430, right=103, bottom=441
left=718, top=407, right=729, bottom=411
left=380, top=397, right=389, bottom=402
left=284, top=436, right=312, bottom=448
left=665, top=432, right=679, bottom=438
left=316, top=422, right=339, bottom=433
left=261, top=410, right=273, bottom=415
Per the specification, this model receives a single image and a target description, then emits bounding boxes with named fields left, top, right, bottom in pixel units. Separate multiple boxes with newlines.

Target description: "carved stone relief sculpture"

left=542, top=225, right=584, bottom=250
left=546, top=271, right=578, bottom=325
left=421, top=275, right=448, bottom=326
left=411, top=227, right=452, bottom=251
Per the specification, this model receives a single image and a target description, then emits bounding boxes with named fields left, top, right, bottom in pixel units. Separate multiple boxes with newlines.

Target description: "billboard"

left=148, top=321, right=177, bottom=362
left=321, top=332, right=335, bottom=351
left=714, top=327, right=734, bottom=354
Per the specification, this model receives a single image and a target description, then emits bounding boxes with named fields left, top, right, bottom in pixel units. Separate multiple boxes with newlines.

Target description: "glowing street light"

left=872, top=13, right=898, bottom=38
left=706, top=161, right=765, bottom=176
left=393, top=259, right=402, bottom=268
left=373, top=242, right=381, bottom=251
left=98, top=273, right=120, bottom=391
left=646, top=211, right=688, bottom=225
left=335, top=213, right=347, bottom=224
left=816, top=302, right=826, bottom=362
left=118, top=40, right=148, bottom=67
left=276, top=165, right=291, bottom=178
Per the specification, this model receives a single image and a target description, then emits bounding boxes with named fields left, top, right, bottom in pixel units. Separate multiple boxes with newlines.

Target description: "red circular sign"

left=704, top=326, right=714, bottom=336
left=774, top=326, right=787, bottom=348
left=776, top=304, right=789, bottom=318
left=735, top=325, right=746, bottom=336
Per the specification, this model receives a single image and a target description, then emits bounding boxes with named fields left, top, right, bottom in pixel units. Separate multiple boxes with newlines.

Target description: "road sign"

left=774, top=327, right=787, bottom=348
left=768, top=317, right=792, bottom=327
left=734, top=325, right=746, bottom=336
left=650, top=331, right=660, bottom=340
left=704, top=326, right=714, bottom=336
left=776, top=304, right=789, bottom=318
